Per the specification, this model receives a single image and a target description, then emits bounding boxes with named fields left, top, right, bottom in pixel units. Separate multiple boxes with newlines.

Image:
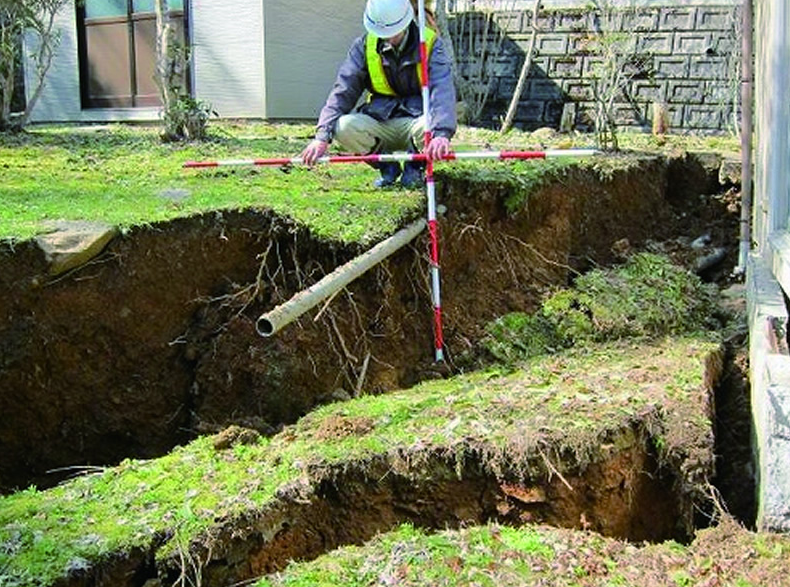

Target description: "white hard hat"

left=363, top=0, right=414, bottom=38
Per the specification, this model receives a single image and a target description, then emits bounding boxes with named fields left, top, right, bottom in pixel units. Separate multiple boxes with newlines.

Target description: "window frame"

left=76, top=0, right=190, bottom=109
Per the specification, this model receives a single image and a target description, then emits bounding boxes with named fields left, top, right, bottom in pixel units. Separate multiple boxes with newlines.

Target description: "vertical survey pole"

left=416, top=0, right=445, bottom=362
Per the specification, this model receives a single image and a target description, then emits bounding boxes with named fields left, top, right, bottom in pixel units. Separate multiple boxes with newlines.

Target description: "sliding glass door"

left=78, top=0, right=187, bottom=108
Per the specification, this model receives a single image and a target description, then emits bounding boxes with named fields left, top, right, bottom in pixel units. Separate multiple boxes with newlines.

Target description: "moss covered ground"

left=0, top=123, right=736, bottom=244
left=257, top=517, right=790, bottom=587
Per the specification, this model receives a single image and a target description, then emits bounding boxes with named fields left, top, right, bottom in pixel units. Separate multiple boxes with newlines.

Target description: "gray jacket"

left=315, top=22, right=457, bottom=145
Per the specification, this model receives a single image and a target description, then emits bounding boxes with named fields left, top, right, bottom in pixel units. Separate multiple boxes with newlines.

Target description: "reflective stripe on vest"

left=365, top=28, right=437, bottom=96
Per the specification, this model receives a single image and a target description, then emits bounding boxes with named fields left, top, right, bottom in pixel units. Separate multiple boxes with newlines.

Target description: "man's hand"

left=424, top=136, right=451, bottom=162
left=300, top=139, right=329, bottom=166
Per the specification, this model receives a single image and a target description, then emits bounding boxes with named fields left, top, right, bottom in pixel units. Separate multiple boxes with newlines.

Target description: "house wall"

left=24, top=5, right=85, bottom=123
left=190, top=0, right=265, bottom=118
left=262, top=0, right=363, bottom=120
left=28, top=1, right=746, bottom=127
left=747, top=0, right=790, bottom=533
left=25, top=4, right=163, bottom=123
left=753, top=0, right=790, bottom=246
left=24, top=0, right=361, bottom=123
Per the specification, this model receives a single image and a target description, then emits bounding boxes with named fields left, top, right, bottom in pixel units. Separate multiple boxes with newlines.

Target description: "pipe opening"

left=256, top=317, right=275, bottom=337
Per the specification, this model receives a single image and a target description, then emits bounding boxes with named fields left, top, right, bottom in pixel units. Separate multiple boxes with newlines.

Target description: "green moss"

left=483, top=311, right=564, bottom=364
left=257, top=523, right=555, bottom=587
left=438, top=156, right=582, bottom=215
left=0, top=123, right=741, bottom=586
left=1, top=123, right=736, bottom=243
left=256, top=517, right=790, bottom=587
left=0, top=124, right=420, bottom=244
left=483, top=253, right=719, bottom=365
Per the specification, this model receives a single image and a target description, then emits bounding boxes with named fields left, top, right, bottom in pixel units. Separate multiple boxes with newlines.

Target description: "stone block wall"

left=450, top=3, right=742, bottom=134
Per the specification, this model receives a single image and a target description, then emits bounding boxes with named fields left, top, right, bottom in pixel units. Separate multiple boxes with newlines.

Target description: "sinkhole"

left=0, top=152, right=753, bottom=587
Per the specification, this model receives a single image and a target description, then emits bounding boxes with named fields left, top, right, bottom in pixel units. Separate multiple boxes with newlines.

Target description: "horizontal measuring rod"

left=183, top=149, right=598, bottom=169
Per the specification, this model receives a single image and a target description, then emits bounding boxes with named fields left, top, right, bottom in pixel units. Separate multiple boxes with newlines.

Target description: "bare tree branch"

left=0, top=0, right=73, bottom=129
left=500, top=0, right=541, bottom=134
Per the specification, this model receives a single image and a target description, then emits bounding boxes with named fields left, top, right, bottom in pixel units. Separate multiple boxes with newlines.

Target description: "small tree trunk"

left=559, top=102, right=576, bottom=133
left=20, top=6, right=62, bottom=128
left=500, top=0, right=540, bottom=134
left=0, top=13, right=19, bottom=128
left=0, top=73, right=12, bottom=129
left=434, top=0, right=458, bottom=76
left=0, top=1, right=70, bottom=130
left=651, top=101, right=668, bottom=135
left=154, top=0, right=181, bottom=140
left=0, top=66, right=13, bottom=128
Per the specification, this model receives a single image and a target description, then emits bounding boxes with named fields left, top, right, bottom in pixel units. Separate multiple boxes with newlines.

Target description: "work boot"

left=373, top=162, right=402, bottom=188
left=401, top=161, right=425, bottom=188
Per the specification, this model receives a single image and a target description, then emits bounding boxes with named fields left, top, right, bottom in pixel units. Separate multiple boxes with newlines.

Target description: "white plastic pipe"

left=256, top=216, right=428, bottom=337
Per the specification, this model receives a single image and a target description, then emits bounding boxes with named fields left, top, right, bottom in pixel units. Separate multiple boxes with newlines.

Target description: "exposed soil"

left=53, top=413, right=690, bottom=587
left=44, top=330, right=726, bottom=587
left=713, top=336, right=755, bottom=526
left=168, top=426, right=679, bottom=587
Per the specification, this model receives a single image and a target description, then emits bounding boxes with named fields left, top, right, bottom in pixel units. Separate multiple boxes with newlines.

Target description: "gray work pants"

left=334, top=113, right=426, bottom=154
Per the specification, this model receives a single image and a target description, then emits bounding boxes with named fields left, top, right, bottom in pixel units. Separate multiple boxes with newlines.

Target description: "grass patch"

left=454, top=126, right=739, bottom=156
left=257, top=523, right=555, bottom=587
left=0, top=337, right=718, bottom=586
left=483, top=253, right=720, bottom=366
left=1, top=123, right=737, bottom=243
left=256, top=517, right=790, bottom=587
left=437, top=156, right=582, bottom=215
left=0, top=124, right=421, bottom=244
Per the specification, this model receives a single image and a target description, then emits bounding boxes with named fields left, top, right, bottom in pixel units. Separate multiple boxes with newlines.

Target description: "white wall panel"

left=263, top=0, right=362, bottom=119
left=191, top=0, right=264, bottom=117
left=754, top=0, right=790, bottom=245
left=24, top=4, right=82, bottom=122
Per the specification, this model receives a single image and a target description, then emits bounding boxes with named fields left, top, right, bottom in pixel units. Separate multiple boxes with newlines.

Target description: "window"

left=77, top=0, right=188, bottom=108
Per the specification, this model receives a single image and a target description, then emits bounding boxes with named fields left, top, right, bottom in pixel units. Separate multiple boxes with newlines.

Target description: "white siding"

left=25, top=0, right=267, bottom=122
left=24, top=4, right=82, bottom=123
left=747, top=0, right=790, bottom=533
left=754, top=0, right=790, bottom=246
left=262, top=0, right=362, bottom=119
left=191, top=0, right=265, bottom=118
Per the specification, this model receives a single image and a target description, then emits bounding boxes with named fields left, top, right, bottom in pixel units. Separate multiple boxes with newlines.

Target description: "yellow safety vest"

left=365, top=28, right=437, bottom=96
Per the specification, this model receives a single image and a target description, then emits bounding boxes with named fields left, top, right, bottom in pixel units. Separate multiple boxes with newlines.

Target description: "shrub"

left=162, top=94, right=215, bottom=142
left=0, top=0, right=72, bottom=130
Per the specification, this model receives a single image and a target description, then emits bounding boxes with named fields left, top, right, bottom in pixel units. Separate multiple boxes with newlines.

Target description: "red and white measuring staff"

left=183, top=149, right=597, bottom=169
left=184, top=149, right=596, bottom=360
left=416, top=0, right=444, bottom=362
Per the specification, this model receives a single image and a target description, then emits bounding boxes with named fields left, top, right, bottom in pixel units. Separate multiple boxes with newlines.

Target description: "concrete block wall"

left=747, top=252, right=790, bottom=532
left=451, top=3, right=741, bottom=133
